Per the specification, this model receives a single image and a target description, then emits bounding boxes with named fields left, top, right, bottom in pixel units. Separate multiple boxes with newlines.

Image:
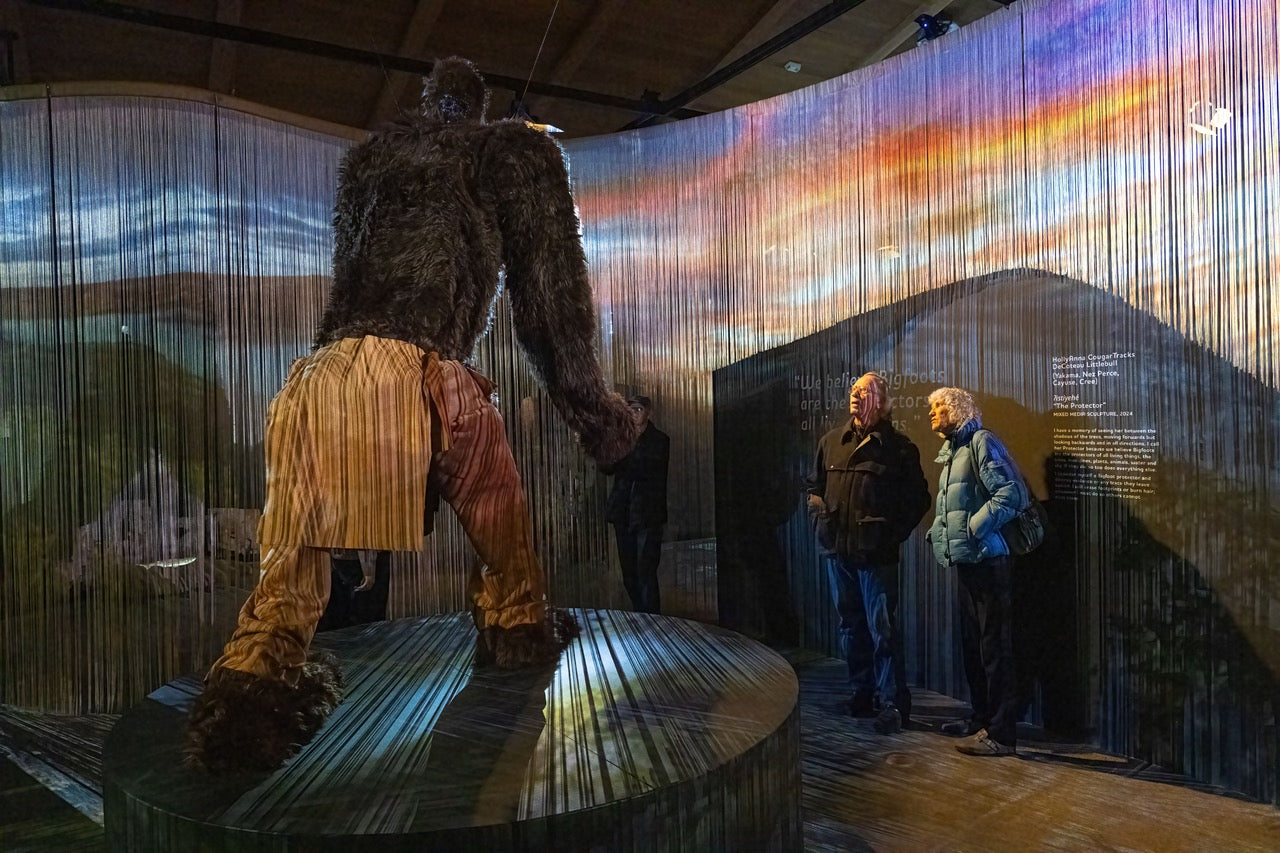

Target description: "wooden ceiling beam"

left=522, top=0, right=626, bottom=120
left=622, top=0, right=870, bottom=130
left=365, top=0, right=446, bottom=129
left=206, top=0, right=241, bottom=94
left=546, top=0, right=623, bottom=85
left=24, top=0, right=695, bottom=120
left=706, top=0, right=815, bottom=76
left=0, top=0, right=32, bottom=85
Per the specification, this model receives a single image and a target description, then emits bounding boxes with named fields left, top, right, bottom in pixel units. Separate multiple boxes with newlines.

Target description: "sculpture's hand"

left=583, top=391, right=640, bottom=466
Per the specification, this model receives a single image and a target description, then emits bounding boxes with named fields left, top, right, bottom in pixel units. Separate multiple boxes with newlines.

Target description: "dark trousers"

left=612, top=524, right=663, bottom=614
left=956, top=556, right=1017, bottom=745
left=826, top=555, right=910, bottom=717
left=318, top=550, right=390, bottom=632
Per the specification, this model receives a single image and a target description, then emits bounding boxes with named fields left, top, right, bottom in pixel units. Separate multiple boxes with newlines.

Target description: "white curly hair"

left=927, top=386, right=982, bottom=431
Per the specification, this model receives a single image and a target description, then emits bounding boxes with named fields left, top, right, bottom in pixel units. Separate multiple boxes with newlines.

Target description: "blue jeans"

left=827, top=554, right=910, bottom=715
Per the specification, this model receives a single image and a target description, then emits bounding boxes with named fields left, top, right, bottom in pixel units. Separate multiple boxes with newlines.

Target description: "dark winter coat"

left=808, top=418, right=931, bottom=565
left=314, top=67, right=632, bottom=464
left=603, top=423, right=670, bottom=529
left=927, top=422, right=1027, bottom=566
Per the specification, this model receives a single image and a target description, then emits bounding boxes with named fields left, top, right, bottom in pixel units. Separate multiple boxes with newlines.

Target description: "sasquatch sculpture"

left=185, top=57, right=636, bottom=772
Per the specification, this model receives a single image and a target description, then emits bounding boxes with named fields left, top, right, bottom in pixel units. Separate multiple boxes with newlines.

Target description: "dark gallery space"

left=1, top=0, right=1278, bottom=850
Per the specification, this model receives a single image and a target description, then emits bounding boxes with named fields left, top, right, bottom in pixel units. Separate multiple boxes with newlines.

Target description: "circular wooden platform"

left=103, top=609, right=802, bottom=851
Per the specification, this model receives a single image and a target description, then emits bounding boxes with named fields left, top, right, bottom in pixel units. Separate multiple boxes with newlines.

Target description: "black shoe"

left=839, top=695, right=876, bottom=718
left=941, top=718, right=980, bottom=737
left=873, top=704, right=902, bottom=735
left=894, top=694, right=912, bottom=729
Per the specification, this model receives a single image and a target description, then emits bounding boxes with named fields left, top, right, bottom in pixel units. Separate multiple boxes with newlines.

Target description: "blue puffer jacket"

left=928, top=421, right=1027, bottom=567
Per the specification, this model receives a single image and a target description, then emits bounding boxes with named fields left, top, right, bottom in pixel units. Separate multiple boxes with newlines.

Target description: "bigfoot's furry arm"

left=485, top=124, right=636, bottom=465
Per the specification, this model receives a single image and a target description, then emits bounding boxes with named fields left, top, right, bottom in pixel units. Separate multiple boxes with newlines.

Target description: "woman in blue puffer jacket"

left=926, top=387, right=1027, bottom=757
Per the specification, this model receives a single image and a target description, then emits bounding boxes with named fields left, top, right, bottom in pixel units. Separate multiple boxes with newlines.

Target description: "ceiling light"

left=784, top=61, right=802, bottom=73
left=1188, top=100, right=1231, bottom=136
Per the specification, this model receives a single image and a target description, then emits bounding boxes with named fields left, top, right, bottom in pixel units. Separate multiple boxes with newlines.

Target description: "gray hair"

left=853, top=372, right=889, bottom=400
left=851, top=372, right=893, bottom=418
left=927, top=386, right=982, bottom=429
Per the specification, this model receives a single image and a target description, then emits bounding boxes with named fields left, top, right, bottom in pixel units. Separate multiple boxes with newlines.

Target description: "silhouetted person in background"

left=926, top=387, right=1027, bottom=756
left=807, top=373, right=930, bottom=735
left=603, top=395, right=669, bottom=613
left=317, top=549, right=390, bottom=632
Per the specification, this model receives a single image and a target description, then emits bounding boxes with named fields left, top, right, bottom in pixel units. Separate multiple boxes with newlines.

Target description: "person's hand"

left=354, top=551, right=376, bottom=592
left=807, top=494, right=826, bottom=515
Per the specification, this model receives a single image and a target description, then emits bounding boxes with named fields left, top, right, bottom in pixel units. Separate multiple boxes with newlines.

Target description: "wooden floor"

left=3, top=645, right=1279, bottom=851
left=792, top=650, right=1280, bottom=851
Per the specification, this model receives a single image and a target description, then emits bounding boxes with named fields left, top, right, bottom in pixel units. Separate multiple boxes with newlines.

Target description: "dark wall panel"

left=714, top=269, right=1278, bottom=800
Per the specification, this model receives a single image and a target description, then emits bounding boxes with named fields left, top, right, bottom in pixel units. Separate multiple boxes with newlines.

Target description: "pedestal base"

left=104, top=609, right=802, bottom=850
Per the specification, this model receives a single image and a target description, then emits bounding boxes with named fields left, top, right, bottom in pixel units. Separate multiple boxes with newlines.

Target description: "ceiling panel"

left=5, top=0, right=1009, bottom=137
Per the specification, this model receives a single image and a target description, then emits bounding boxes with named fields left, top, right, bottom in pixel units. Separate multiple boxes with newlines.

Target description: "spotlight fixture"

left=915, top=14, right=959, bottom=45
left=1187, top=100, right=1231, bottom=136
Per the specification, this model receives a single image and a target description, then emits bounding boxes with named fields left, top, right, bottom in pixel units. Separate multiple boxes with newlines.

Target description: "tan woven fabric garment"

left=258, top=335, right=434, bottom=552
left=213, top=338, right=548, bottom=682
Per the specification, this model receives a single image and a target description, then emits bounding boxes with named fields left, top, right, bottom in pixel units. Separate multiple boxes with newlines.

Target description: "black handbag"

left=998, top=493, right=1047, bottom=555
left=973, top=431, right=1046, bottom=556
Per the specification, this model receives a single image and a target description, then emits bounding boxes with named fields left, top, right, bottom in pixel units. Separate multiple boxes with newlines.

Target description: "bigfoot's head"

left=422, top=56, right=489, bottom=124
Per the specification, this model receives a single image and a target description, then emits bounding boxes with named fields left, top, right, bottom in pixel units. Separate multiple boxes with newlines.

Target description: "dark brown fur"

left=421, top=56, right=489, bottom=123
left=475, top=607, right=581, bottom=669
left=184, top=652, right=343, bottom=773
left=316, top=57, right=636, bottom=465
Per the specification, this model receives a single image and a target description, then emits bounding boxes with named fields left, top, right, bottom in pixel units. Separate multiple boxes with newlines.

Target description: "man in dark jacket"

left=603, top=395, right=670, bottom=613
left=808, top=373, right=931, bottom=734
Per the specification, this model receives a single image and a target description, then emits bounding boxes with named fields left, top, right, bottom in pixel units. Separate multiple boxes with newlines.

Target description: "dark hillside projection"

left=715, top=268, right=1279, bottom=800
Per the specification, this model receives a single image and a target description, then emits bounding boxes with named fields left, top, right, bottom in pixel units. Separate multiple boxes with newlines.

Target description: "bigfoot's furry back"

left=317, top=56, right=632, bottom=464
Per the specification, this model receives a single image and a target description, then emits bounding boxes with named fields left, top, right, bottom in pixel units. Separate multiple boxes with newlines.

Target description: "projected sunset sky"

left=568, top=0, right=1277, bottom=388
left=2, top=0, right=1273, bottom=393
